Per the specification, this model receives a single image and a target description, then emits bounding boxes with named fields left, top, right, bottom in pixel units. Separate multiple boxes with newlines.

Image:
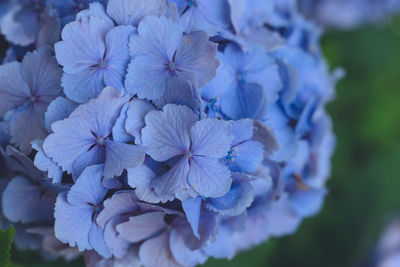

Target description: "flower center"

left=98, top=59, right=107, bottom=69
left=96, top=137, right=105, bottom=146
left=188, top=0, right=197, bottom=7
left=167, top=62, right=176, bottom=71
left=226, top=147, right=238, bottom=162
left=185, top=151, right=193, bottom=159
left=236, top=71, right=247, bottom=83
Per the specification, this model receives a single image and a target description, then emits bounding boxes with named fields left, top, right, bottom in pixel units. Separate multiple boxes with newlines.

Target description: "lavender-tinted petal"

left=32, top=140, right=63, bottom=184
left=174, top=31, right=218, bottom=88
left=142, top=104, right=195, bottom=161
left=125, top=99, right=155, bottom=143
left=61, top=69, right=105, bottom=104
left=104, top=141, right=145, bottom=178
left=112, top=103, right=134, bottom=143
left=139, top=231, right=179, bottom=267
left=9, top=104, right=48, bottom=154
left=2, top=176, right=55, bottom=223
left=54, top=191, right=93, bottom=251
left=103, top=25, right=135, bottom=91
left=151, top=158, right=195, bottom=201
left=230, top=140, right=264, bottom=173
left=68, top=165, right=108, bottom=206
left=45, top=97, right=78, bottom=133
left=89, top=222, right=111, bottom=258
left=116, top=211, right=167, bottom=243
left=188, top=156, right=232, bottom=198
left=103, top=216, right=131, bottom=258
left=97, top=191, right=139, bottom=229
left=127, top=164, right=161, bottom=203
left=169, top=229, right=207, bottom=266
left=0, top=62, right=30, bottom=117
left=43, top=117, right=95, bottom=173
left=106, top=0, right=167, bottom=26
left=72, top=145, right=106, bottom=178
left=55, top=16, right=110, bottom=74
left=190, top=118, right=233, bottom=158
left=182, top=197, right=202, bottom=238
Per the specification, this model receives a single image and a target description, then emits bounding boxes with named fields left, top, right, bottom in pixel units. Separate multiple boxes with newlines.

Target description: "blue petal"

left=2, top=176, right=55, bottom=223
left=190, top=119, right=233, bottom=158
left=230, top=140, right=264, bottom=173
left=45, top=97, right=78, bottom=133
left=127, top=163, right=162, bottom=203
left=125, top=16, right=182, bottom=100
left=174, top=31, right=218, bottom=88
left=97, top=191, right=139, bottom=229
left=138, top=231, right=178, bottom=267
left=169, top=229, right=207, bottom=266
left=67, top=165, right=108, bottom=206
left=0, top=62, right=30, bottom=117
left=103, top=25, right=135, bottom=91
left=72, top=145, right=106, bottom=178
left=151, top=158, right=194, bottom=201
left=106, top=0, right=168, bottom=26
left=141, top=104, right=195, bottom=161
left=89, top=222, right=111, bottom=258
left=125, top=99, right=155, bottom=143
left=116, top=211, right=167, bottom=243
left=155, top=78, right=202, bottom=113
left=188, top=156, right=232, bottom=198
left=104, top=141, right=145, bottom=178
left=112, top=103, right=134, bottom=143
left=32, top=140, right=63, bottom=184
left=54, top=191, right=93, bottom=251
left=182, top=197, right=202, bottom=238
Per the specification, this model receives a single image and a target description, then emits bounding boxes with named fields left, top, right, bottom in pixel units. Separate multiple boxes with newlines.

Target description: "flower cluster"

left=299, top=0, right=400, bottom=29
left=0, top=0, right=338, bottom=266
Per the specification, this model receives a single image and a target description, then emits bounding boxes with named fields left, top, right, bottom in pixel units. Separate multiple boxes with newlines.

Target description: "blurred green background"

left=7, top=19, right=400, bottom=267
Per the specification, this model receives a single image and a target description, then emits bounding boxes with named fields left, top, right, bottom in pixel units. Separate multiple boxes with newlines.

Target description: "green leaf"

left=0, top=225, right=15, bottom=267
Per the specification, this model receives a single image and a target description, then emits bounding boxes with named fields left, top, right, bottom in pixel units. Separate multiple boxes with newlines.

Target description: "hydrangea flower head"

left=0, top=0, right=339, bottom=265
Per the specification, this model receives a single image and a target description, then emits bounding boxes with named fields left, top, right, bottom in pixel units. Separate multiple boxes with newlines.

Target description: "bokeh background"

left=7, top=17, right=400, bottom=267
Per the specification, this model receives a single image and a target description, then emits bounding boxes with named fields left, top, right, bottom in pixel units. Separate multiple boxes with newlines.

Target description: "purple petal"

left=112, top=103, right=134, bottom=143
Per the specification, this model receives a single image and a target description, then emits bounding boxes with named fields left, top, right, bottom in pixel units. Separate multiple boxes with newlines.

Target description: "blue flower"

left=202, top=44, right=281, bottom=120
left=171, top=0, right=231, bottom=35
left=0, top=46, right=62, bottom=154
left=55, top=13, right=134, bottom=103
left=125, top=15, right=218, bottom=100
left=140, top=104, right=234, bottom=200
left=42, top=87, right=145, bottom=178
left=54, top=164, right=110, bottom=257
left=49, top=0, right=107, bottom=25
